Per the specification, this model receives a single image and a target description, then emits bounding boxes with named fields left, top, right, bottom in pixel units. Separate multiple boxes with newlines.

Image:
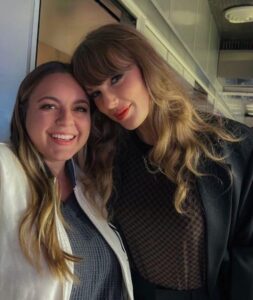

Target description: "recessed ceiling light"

left=224, top=6, right=253, bottom=23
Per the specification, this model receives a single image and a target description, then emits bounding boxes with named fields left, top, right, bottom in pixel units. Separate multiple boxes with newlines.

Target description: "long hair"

left=10, top=61, right=81, bottom=280
left=72, top=24, right=237, bottom=213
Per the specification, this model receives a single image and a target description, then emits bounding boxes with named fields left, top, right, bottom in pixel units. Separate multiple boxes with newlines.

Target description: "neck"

left=56, top=170, right=73, bottom=202
left=45, top=161, right=72, bottom=201
left=136, top=120, right=156, bottom=145
left=45, top=160, right=65, bottom=177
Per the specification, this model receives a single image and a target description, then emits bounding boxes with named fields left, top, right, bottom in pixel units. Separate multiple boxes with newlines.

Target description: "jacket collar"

left=65, top=159, right=77, bottom=188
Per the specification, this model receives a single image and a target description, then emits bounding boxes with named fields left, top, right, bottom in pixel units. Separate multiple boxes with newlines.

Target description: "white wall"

left=0, top=0, right=38, bottom=141
left=119, top=0, right=234, bottom=118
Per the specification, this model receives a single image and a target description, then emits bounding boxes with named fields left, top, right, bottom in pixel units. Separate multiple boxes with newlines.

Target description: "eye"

left=74, top=105, right=89, bottom=113
left=39, top=103, right=56, bottom=110
left=111, top=74, right=123, bottom=85
left=89, top=91, right=101, bottom=101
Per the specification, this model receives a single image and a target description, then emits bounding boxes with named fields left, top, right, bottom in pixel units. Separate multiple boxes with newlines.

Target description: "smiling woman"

left=87, top=65, right=150, bottom=134
left=0, top=61, right=133, bottom=300
left=72, top=23, right=253, bottom=300
left=25, top=72, right=90, bottom=175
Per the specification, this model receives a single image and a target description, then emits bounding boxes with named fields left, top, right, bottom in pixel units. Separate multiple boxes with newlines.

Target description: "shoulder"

left=197, top=115, right=253, bottom=181
left=201, top=114, right=253, bottom=157
left=211, top=118, right=253, bottom=179
left=0, top=143, right=19, bottom=167
left=223, top=117, right=253, bottom=140
left=0, top=142, right=15, bottom=157
left=0, top=143, right=26, bottom=179
left=201, top=112, right=252, bottom=138
left=0, top=143, right=29, bottom=212
left=222, top=118, right=253, bottom=161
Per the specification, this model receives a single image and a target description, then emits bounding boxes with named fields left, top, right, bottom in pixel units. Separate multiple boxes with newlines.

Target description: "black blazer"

left=112, top=119, right=253, bottom=300
left=197, top=121, right=253, bottom=299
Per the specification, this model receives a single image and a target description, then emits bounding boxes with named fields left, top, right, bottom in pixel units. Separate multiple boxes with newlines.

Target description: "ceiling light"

left=224, top=6, right=253, bottom=23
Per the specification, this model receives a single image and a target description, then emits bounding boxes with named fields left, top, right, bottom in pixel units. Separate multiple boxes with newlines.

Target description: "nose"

left=56, top=108, right=74, bottom=126
left=103, top=91, right=119, bottom=110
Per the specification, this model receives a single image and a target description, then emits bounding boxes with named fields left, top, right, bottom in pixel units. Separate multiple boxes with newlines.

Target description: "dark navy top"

left=61, top=192, right=123, bottom=300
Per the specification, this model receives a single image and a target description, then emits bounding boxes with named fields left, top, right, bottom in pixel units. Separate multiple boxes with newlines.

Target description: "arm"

left=229, top=141, right=253, bottom=299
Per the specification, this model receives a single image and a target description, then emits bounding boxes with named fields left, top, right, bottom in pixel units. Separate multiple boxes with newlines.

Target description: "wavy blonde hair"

left=10, top=61, right=85, bottom=280
left=72, top=24, right=237, bottom=213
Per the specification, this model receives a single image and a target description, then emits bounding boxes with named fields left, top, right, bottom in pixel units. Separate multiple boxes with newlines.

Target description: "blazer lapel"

left=197, top=160, right=232, bottom=295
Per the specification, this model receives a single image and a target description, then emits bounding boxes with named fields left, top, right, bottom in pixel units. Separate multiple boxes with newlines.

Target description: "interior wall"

left=0, top=0, right=38, bottom=141
left=37, top=41, right=70, bottom=65
left=152, top=0, right=219, bottom=83
left=38, top=0, right=117, bottom=61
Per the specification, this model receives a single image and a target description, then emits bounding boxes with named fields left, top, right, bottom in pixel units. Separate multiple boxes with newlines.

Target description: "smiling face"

left=25, top=72, right=90, bottom=174
left=87, top=65, right=150, bottom=133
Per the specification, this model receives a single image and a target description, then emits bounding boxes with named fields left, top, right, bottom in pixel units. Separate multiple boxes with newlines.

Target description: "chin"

left=121, top=118, right=146, bottom=131
left=121, top=123, right=138, bottom=131
left=47, top=152, right=75, bottom=162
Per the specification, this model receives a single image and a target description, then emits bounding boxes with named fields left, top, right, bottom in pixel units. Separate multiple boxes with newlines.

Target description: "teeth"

left=51, top=134, right=75, bottom=140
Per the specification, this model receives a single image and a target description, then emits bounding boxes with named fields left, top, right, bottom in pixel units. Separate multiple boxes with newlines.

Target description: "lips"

left=114, top=106, right=130, bottom=121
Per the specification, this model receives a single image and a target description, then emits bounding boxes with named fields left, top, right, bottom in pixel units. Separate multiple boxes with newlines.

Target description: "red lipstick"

left=114, top=106, right=130, bottom=121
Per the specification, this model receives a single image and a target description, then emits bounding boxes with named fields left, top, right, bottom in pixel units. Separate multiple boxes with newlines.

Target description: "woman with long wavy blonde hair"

left=0, top=61, right=133, bottom=300
left=72, top=24, right=253, bottom=300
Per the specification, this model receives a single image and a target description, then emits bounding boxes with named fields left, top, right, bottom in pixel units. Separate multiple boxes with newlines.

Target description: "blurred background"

left=1, top=0, right=253, bottom=141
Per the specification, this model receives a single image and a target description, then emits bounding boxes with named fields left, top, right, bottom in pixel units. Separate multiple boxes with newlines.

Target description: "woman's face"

left=86, top=64, right=150, bottom=131
left=25, top=73, right=90, bottom=173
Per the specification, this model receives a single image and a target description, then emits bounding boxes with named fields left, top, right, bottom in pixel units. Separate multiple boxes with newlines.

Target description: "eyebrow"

left=37, top=96, right=89, bottom=104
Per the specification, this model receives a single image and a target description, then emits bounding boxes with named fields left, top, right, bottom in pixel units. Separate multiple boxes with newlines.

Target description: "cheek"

left=25, top=108, right=49, bottom=142
left=26, top=118, right=45, bottom=144
left=78, top=117, right=91, bottom=134
left=141, top=88, right=151, bottom=108
left=26, top=111, right=42, bottom=126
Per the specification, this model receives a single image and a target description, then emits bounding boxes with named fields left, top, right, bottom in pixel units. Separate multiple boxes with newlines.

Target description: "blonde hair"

left=72, top=24, right=237, bottom=213
left=10, top=61, right=82, bottom=280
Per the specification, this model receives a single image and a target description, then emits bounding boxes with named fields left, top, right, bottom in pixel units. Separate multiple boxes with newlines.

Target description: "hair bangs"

left=75, top=42, right=134, bottom=87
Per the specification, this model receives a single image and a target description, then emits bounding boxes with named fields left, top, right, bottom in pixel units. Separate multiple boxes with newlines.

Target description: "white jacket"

left=0, top=143, right=133, bottom=300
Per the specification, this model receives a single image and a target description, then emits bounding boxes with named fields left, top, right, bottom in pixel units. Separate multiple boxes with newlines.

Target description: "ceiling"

left=208, top=0, right=253, bottom=39
left=207, top=0, right=253, bottom=123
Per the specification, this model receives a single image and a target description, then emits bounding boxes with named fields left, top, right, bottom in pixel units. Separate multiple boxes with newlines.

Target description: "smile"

left=50, top=133, right=76, bottom=141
